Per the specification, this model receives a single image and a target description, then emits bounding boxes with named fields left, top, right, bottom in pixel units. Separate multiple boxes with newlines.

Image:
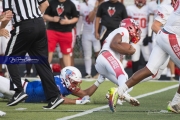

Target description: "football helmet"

left=135, top=0, right=146, bottom=7
left=60, top=66, right=82, bottom=92
left=120, top=18, right=141, bottom=44
left=171, top=0, right=178, bottom=9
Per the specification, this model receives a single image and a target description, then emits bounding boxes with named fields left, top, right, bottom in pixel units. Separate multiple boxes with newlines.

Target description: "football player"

left=78, top=0, right=101, bottom=78
left=0, top=66, right=105, bottom=104
left=95, top=18, right=141, bottom=112
left=117, top=0, right=180, bottom=113
left=148, top=0, right=176, bottom=80
left=126, top=0, right=151, bottom=74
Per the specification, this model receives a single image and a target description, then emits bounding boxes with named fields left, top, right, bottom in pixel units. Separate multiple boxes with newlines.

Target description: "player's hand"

left=95, top=32, right=100, bottom=40
left=53, top=16, right=60, bottom=22
left=76, top=95, right=90, bottom=105
left=0, top=10, right=13, bottom=22
left=0, top=28, right=10, bottom=38
left=59, top=16, right=70, bottom=25
left=143, top=35, right=152, bottom=46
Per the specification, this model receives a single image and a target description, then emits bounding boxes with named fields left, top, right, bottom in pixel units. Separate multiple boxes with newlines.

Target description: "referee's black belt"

left=13, top=17, right=42, bottom=27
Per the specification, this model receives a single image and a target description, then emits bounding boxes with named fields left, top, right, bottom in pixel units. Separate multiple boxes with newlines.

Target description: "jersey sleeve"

left=71, top=2, right=79, bottom=18
left=155, top=5, right=173, bottom=25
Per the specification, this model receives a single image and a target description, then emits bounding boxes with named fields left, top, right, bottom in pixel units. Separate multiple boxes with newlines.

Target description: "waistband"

left=13, top=17, right=42, bottom=27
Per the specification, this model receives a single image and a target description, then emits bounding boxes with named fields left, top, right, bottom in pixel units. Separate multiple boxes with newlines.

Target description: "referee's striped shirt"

left=3, top=0, right=46, bottom=25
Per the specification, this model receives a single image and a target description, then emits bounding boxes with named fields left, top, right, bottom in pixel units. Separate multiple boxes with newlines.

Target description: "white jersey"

left=101, top=27, right=129, bottom=59
left=126, top=5, right=148, bottom=37
left=164, top=0, right=180, bottom=36
left=79, top=2, right=93, bottom=32
left=0, top=1, right=12, bottom=31
left=147, top=0, right=169, bottom=15
left=71, top=0, right=80, bottom=11
left=155, top=4, right=174, bottom=25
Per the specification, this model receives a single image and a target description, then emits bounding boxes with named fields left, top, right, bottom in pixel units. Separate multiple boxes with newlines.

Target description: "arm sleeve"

left=2, top=0, right=12, bottom=12
left=71, top=3, right=79, bottom=18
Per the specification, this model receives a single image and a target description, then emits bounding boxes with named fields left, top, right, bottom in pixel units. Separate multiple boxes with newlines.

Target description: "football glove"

left=76, top=95, right=90, bottom=105
left=143, top=35, right=152, bottom=46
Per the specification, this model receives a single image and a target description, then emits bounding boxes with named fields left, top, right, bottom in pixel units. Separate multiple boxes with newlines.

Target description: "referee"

left=1, top=0, right=64, bottom=109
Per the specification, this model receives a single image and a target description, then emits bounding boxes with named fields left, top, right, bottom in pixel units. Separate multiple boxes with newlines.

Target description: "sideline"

left=57, top=84, right=179, bottom=120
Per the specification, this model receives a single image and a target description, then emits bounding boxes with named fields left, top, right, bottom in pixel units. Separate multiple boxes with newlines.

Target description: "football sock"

left=171, top=92, right=180, bottom=105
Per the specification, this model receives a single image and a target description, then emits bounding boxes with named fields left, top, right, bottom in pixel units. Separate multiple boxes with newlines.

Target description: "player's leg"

left=47, top=30, right=57, bottom=63
left=158, top=32, right=180, bottom=112
left=56, top=45, right=65, bottom=69
left=59, top=32, right=73, bottom=67
left=95, top=51, right=139, bottom=111
left=92, top=35, right=101, bottom=79
left=131, top=42, right=141, bottom=73
left=81, top=32, right=93, bottom=78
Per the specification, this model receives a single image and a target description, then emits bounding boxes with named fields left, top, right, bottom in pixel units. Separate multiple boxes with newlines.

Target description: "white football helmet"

left=60, top=66, right=82, bottom=92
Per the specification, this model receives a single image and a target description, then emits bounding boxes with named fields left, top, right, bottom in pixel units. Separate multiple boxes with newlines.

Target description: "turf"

left=0, top=80, right=179, bottom=120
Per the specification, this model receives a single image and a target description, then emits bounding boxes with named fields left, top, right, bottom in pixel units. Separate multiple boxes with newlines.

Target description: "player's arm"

left=110, top=33, right=136, bottom=55
left=71, top=85, right=98, bottom=98
left=151, top=20, right=163, bottom=34
left=38, top=0, right=49, bottom=14
left=88, top=1, right=99, bottom=22
left=95, top=16, right=101, bottom=40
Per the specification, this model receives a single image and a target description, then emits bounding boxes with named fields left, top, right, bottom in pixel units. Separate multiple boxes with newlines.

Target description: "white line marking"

left=57, top=84, right=179, bottom=120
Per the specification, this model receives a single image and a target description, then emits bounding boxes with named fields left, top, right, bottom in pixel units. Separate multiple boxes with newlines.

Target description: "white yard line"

left=57, top=84, right=179, bottom=120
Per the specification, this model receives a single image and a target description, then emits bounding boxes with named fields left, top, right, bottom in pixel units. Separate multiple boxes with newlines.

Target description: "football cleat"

left=123, top=93, right=140, bottom=106
left=167, top=102, right=180, bottom=113
left=107, top=87, right=119, bottom=112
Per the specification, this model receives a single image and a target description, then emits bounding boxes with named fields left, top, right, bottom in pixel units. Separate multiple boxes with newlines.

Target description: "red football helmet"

left=171, top=0, right=178, bottom=9
left=135, top=0, right=146, bottom=7
left=52, top=63, right=61, bottom=72
left=120, top=18, right=141, bottom=44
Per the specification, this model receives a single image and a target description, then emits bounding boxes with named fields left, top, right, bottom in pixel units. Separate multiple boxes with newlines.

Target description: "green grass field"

left=0, top=80, right=180, bottom=120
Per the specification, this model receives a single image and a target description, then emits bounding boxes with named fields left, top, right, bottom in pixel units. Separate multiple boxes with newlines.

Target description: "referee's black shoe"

left=7, top=91, right=28, bottom=106
left=43, top=95, right=64, bottom=109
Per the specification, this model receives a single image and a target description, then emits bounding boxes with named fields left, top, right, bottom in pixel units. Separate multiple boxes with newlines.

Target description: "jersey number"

left=134, top=18, right=146, bottom=28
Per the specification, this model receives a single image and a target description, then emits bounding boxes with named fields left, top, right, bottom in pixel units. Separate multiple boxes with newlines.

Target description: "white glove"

left=76, top=95, right=90, bottom=105
left=94, top=75, right=105, bottom=87
left=0, top=110, right=6, bottom=117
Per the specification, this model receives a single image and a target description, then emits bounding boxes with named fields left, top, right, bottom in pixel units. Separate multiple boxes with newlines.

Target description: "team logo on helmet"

left=65, top=69, right=75, bottom=81
left=107, top=7, right=116, bottom=17
left=56, top=4, right=64, bottom=16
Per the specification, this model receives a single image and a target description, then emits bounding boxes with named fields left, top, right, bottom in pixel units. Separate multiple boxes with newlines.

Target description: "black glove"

left=143, top=35, right=152, bottom=46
